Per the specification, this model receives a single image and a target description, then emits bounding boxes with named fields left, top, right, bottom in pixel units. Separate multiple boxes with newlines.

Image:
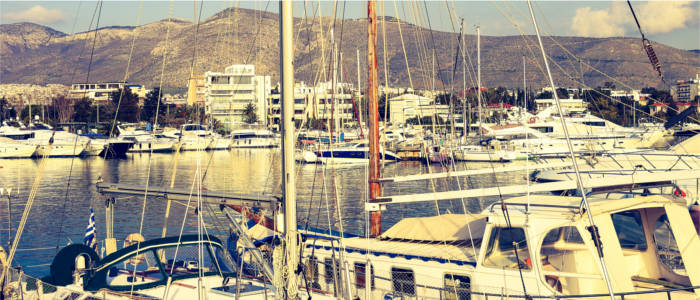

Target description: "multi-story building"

left=388, top=93, right=449, bottom=124
left=267, top=82, right=313, bottom=131
left=535, top=97, right=587, bottom=114
left=610, top=89, right=651, bottom=105
left=671, top=74, right=700, bottom=102
left=68, top=82, right=147, bottom=104
left=267, top=81, right=356, bottom=131
left=204, top=65, right=271, bottom=130
left=186, top=74, right=206, bottom=106
left=68, top=82, right=126, bottom=103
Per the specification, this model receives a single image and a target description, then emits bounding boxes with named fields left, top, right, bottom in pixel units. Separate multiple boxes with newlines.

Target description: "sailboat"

left=289, top=2, right=700, bottom=299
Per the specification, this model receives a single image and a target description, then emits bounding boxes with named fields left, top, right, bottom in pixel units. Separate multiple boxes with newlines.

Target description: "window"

left=443, top=274, right=470, bottom=300
left=354, top=262, right=374, bottom=289
left=231, top=76, right=252, bottom=85
left=324, top=258, right=336, bottom=283
left=653, top=214, right=686, bottom=275
left=483, top=227, right=531, bottom=270
left=106, top=250, right=164, bottom=287
left=539, top=226, right=606, bottom=294
left=611, top=211, right=647, bottom=250
left=391, top=267, right=415, bottom=296
left=211, top=76, right=229, bottom=84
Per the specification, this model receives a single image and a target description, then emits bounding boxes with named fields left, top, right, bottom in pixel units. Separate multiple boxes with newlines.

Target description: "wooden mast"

left=367, top=0, right=381, bottom=237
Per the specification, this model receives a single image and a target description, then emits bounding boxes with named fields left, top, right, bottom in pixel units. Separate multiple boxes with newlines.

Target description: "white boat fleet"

left=0, top=121, right=280, bottom=158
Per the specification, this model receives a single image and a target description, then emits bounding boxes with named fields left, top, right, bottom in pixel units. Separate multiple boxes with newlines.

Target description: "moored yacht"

left=0, top=137, right=38, bottom=158
left=230, top=129, right=277, bottom=148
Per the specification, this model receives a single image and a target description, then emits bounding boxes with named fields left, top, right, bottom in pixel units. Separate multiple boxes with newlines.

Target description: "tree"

left=110, top=87, right=140, bottom=122
left=72, top=98, right=92, bottom=122
left=243, top=103, right=258, bottom=124
left=140, top=88, right=164, bottom=124
left=0, top=97, right=8, bottom=122
left=52, top=95, right=74, bottom=123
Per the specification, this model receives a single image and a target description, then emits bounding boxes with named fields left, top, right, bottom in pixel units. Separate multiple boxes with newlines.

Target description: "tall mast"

left=367, top=0, right=382, bottom=237
left=356, top=48, right=363, bottom=129
left=523, top=55, right=526, bottom=118
left=461, top=19, right=466, bottom=143
left=279, top=1, right=298, bottom=298
left=476, top=26, right=482, bottom=137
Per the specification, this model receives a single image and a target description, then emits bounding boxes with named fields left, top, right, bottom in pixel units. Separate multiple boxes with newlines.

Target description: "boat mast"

left=356, top=48, right=363, bottom=130
left=523, top=55, right=526, bottom=118
left=476, top=26, right=482, bottom=137
left=461, top=19, right=466, bottom=143
left=368, top=0, right=382, bottom=237
left=526, top=2, right=615, bottom=299
left=279, top=1, right=299, bottom=297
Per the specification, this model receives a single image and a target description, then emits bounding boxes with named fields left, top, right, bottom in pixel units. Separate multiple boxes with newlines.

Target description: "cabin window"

left=105, top=250, right=164, bottom=287
left=443, top=274, right=470, bottom=300
left=611, top=211, right=647, bottom=250
left=354, top=262, right=374, bottom=289
left=323, top=258, right=337, bottom=284
left=653, top=214, right=686, bottom=276
left=391, top=267, right=415, bottom=296
left=483, top=227, right=531, bottom=270
left=539, top=225, right=607, bottom=295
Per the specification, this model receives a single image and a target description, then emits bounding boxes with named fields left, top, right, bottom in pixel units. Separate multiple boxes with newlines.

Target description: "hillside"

left=1, top=7, right=698, bottom=90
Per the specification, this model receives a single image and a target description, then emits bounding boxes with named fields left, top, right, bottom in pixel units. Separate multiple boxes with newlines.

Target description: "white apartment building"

left=68, top=82, right=148, bottom=104
left=388, top=93, right=449, bottom=124
left=535, top=97, right=587, bottom=114
left=267, top=81, right=355, bottom=131
left=204, top=65, right=271, bottom=130
left=671, top=74, right=700, bottom=102
left=69, top=82, right=126, bottom=103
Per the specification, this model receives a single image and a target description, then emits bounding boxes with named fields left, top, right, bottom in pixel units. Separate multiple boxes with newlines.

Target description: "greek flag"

left=84, top=207, right=97, bottom=251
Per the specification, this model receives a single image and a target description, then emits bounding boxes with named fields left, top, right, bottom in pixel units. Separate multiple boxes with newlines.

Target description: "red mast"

left=367, top=0, right=381, bottom=237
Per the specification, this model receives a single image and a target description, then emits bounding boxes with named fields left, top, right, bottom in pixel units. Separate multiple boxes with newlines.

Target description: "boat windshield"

left=94, top=238, right=237, bottom=291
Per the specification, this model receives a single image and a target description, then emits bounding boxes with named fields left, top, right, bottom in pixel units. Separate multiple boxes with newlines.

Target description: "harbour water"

left=0, top=149, right=527, bottom=278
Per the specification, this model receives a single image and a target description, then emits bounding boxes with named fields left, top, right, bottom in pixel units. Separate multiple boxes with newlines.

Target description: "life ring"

left=529, top=116, right=538, bottom=124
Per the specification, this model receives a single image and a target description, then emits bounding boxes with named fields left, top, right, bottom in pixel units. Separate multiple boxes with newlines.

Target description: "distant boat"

left=230, top=128, right=277, bottom=148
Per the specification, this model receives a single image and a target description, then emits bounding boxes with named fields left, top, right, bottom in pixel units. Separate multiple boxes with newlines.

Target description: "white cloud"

left=570, top=2, right=628, bottom=38
left=635, top=1, right=694, bottom=34
left=570, top=1, right=694, bottom=38
left=3, top=5, right=66, bottom=24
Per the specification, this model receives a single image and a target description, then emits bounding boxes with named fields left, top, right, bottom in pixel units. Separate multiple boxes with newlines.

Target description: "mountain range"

left=1, top=7, right=699, bottom=92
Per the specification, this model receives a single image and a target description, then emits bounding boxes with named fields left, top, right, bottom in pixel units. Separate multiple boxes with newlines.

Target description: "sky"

left=1, top=1, right=698, bottom=50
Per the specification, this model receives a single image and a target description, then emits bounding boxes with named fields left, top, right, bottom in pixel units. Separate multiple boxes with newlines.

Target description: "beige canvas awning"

left=379, top=213, right=486, bottom=242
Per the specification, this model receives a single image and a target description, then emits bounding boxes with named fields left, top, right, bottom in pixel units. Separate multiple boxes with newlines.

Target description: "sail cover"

left=380, top=214, right=486, bottom=242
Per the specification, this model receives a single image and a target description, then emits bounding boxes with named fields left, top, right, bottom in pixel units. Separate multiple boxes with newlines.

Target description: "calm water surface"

left=0, top=149, right=527, bottom=277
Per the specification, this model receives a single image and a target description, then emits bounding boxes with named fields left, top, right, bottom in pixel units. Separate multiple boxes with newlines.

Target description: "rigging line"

left=502, top=0, right=692, bottom=125
left=55, top=0, right=102, bottom=253
left=138, top=0, right=174, bottom=236
left=392, top=0, right=413, bottom=88
left=105, top=0, right=144, bottom=144
left=527, top=2, right=616, bottom=299
left=380, top=0, right=389, bottom=169
left=493, top=4, right=678, bottom=143
left=0, top=142, right=53, bottom=286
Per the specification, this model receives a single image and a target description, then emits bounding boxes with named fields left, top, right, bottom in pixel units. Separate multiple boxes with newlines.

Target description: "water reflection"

left=0, top=149, right=526, bottom=277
